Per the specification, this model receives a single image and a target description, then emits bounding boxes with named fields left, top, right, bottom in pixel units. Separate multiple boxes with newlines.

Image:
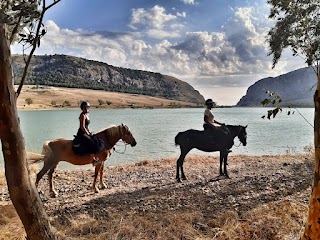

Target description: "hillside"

left=236, top=67, right=317, bottom=107
left=12, top=54, right=205, bottom=104
left=16, top=85, right=201, bottom=110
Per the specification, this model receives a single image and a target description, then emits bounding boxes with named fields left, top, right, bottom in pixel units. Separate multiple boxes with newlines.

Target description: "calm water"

left=0, top=107, right=314, bottom=169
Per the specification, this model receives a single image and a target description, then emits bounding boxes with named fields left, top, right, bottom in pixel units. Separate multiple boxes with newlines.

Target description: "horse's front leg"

left=92, top=164, right=102, bottom=193
left=99, top=161, right=107, bottom=189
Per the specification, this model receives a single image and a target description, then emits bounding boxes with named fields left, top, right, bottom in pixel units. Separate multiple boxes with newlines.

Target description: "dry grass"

left=0, top=199, right=307, bottom=240
left=47, top=199, right=307, bottom=240
left=0, top=204, right=25, bottom=240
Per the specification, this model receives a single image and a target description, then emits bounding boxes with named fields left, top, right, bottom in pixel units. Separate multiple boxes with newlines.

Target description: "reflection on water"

left=0, top=107, right=314, bottom=169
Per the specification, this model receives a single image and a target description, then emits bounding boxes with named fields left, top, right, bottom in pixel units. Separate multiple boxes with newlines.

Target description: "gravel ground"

left=0, top=154, right=309, bottom=223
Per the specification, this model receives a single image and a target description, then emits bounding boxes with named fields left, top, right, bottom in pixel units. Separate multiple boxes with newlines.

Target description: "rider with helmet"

left=203, top=98, right=230, bottom=151
left=76, top=101, right=101, bottom=165
left=203, top=99, right=225, bottom=130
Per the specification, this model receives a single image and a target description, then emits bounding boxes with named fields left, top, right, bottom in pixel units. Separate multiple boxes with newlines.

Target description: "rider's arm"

left=80, top=114, right=91, bottom=136
left=214, top=120, right=225, bottom=126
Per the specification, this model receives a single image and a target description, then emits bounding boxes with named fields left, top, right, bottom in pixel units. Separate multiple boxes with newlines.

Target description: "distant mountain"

left=236, top=67, right=317, bottom=107
left=12, top=54, right=205, bottom=104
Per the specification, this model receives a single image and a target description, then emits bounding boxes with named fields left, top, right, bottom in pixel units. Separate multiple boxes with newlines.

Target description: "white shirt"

left=204, top=108, right=214, bottom=125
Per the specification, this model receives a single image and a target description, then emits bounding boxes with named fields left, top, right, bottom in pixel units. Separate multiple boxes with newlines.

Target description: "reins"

left=113, top=141, right=128, bottom=154
left=230, top=125, right=245, bottom=147
left=233, top=142, right=242, bottom=147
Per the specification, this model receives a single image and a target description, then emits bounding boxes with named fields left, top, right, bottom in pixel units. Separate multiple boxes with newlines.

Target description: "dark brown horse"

left=31, top=124, right=136, bottom=197
left=175, top=125, right=247, bottom=182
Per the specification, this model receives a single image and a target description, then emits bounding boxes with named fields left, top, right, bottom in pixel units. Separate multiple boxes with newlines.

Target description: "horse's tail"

left=41, top=140, right=52, bottom=156
left=28, top=141, right=52, bottom=164
left=27, top=152, right=44, bottom=164
left=175, top=132, right=183, bottom=146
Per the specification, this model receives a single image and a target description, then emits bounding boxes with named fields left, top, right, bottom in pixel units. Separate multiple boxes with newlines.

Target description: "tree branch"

left=16, top=0, right=62, bottom=98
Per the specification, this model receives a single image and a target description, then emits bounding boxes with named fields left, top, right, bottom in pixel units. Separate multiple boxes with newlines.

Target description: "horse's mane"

left=104, top=125, right=122, bottom=138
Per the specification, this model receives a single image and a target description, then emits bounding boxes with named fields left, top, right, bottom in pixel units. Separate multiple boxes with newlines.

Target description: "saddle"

left=72, top=135, right=105, bottom=156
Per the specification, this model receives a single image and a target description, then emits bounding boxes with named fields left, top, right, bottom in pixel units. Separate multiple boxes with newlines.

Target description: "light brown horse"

left=31, top=124, right=137, bottom=197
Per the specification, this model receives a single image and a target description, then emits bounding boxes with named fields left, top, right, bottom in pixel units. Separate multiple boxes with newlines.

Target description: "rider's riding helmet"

left=205, top=99, right=214, bottom=105
left=80, top=101, right=90, bottom=110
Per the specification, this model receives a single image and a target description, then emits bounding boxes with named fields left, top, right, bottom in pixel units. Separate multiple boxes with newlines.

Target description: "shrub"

left=98, top=99, right=104, bottom=106
left=25, top=98, right=33, bottom=105
left=62, top=101, right=71, bottom=107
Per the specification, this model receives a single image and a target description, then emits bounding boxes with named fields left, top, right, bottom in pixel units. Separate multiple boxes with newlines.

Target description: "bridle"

left=234, top=126, right=246, bottom=147
left=113, top=125, right=133, bottom=154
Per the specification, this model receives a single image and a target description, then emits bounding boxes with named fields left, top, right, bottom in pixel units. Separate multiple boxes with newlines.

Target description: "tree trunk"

left=301, top=67, right=320, bottom=240
left=0, top=24, right=56, bottom=239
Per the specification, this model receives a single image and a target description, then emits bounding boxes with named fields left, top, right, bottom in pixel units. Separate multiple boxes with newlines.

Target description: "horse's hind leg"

left=219, top=150, right=229, bottom=177
left=176, top=148, right=190, bottom=182
left=48, top=164, right=59, bottom=198
left=35, top=155, right=54, bottom=187
left=224, top=154, right=230, bottom=178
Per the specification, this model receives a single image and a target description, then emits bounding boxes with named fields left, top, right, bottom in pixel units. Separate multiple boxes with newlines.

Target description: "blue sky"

left=12, top=0, right=306, bottom=105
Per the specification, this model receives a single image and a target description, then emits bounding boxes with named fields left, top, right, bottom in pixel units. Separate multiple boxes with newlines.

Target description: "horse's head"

left=119, top=124, right=137, bottom=147
left=237, top=125, right=247, bottom=146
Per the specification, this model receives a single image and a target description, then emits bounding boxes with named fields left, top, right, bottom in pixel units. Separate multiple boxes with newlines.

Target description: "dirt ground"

left=0, top=153, right=313, bottom=239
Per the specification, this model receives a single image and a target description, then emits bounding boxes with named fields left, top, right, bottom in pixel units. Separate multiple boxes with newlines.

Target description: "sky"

left=11, top=0, right=306, bottom=105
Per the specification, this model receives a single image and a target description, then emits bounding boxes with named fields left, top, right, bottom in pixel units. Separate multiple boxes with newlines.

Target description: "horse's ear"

left=245, top=125, right=248, bottom=128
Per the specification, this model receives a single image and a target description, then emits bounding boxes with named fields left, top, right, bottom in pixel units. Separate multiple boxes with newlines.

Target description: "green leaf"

left=261, top=99, right=271, bottom=106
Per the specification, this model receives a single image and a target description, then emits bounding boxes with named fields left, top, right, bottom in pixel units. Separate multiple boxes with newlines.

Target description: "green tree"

left=0, top=1, right=61, bottom=239
left=267, top=1, right=320, bottom=239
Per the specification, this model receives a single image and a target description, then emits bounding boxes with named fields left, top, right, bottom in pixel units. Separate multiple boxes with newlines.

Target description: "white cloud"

left=177, top=12, right=187, bottom=18
left=128, top=5, right=185, bottom=40
left=129, top=5, right=177, bottom=30
left=180, top=0, right=196, bottom=5
left=11, top=3, right=306, bottom=105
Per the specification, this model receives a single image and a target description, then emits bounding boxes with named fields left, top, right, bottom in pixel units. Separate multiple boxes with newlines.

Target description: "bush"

left=98, top=99, right=104, bottom=106
left=62, top=101, right=71, bottom=107
left=25, top=98, right=33, bottom=105
left=51, top=100, right=56, bottom=106
left=106, top=101, right=112, bottom=105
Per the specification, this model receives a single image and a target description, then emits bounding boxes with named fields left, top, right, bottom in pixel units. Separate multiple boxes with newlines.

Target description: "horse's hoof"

left=100, top=183, right=107, bottom=189
left=176, top=178, right=182, bottom=183
left=182, top=176, right=187, bottom=181
left=94, top=187, right=100, bottom=193
left=50, top=191, right=58, bottom=198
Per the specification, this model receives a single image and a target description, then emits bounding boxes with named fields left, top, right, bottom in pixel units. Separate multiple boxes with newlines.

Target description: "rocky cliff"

left=236, top=67, right=317, bottom=107
left=12, top=54, right=205, bottom=104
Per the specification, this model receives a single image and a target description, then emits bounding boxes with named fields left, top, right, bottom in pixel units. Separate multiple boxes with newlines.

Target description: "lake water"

left=0, top=107, right=315, bottom=169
